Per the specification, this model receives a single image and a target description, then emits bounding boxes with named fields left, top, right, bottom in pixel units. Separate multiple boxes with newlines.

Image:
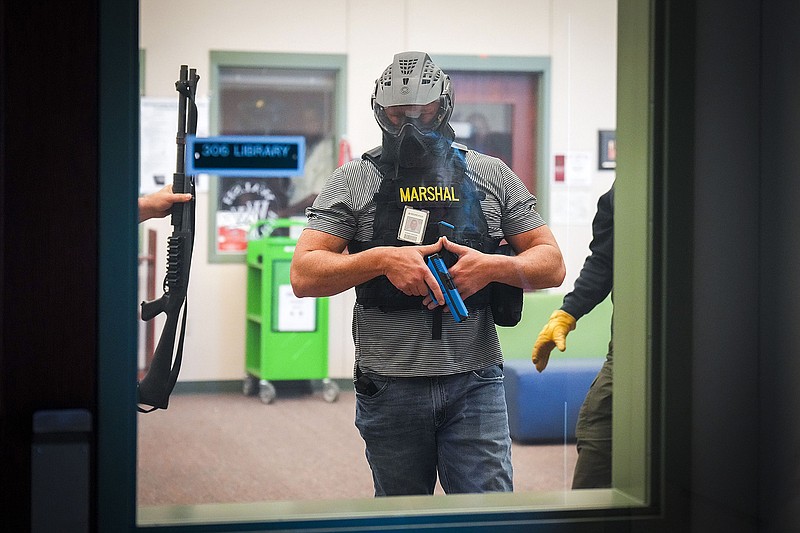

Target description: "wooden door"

left=448, top=71, right=539, bottom=193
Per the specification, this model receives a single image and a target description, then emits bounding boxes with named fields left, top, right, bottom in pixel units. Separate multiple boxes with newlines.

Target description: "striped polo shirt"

left=305, top=149, right=545, bottom=377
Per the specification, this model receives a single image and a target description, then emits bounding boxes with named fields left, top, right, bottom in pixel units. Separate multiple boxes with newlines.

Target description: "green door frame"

left=206, top=51, right=348, bottom=264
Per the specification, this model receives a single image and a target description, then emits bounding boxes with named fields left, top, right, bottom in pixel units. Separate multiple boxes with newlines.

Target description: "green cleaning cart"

left=243, top=218, right=339, bottom=404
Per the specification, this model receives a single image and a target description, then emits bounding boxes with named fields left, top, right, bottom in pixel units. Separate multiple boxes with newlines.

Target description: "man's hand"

left=385, top=239, right=446, bottom=305
left=438, top=237, right=491, bottom=299
left=531, top=309, right=577, bottom=372
left=139, top=184, right=193, bottom=223
left=291, top=233, right=444, bottom=300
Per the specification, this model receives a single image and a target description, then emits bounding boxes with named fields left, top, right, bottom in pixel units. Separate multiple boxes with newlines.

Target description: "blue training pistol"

left=426, top=253, right=469, bottom=322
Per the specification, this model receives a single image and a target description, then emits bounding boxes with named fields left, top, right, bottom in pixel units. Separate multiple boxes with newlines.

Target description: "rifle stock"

left=138, top=65, right=199, bottom=412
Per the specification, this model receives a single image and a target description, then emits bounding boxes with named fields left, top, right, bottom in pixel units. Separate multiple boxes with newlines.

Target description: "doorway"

left=449, top=71, right=540, bottom=193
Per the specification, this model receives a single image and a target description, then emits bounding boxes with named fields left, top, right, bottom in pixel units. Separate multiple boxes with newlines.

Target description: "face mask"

left=382, top=123, right=453, bottom=169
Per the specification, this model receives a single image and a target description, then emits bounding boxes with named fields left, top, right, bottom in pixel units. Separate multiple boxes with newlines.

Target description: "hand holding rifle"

left=139, top=184, right=193, bottom=223
left=138, top=65, right=199, bottom=412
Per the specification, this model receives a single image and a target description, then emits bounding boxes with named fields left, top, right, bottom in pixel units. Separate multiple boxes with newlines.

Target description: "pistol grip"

left=141, top=297, right=166, bottom=321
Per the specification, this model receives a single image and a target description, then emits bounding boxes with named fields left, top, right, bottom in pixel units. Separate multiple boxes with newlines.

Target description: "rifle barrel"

left=175, top=65, right=189, bottom=178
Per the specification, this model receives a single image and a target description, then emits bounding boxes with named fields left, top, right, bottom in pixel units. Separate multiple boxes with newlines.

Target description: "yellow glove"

left=531, top=309, right=577, bottom=372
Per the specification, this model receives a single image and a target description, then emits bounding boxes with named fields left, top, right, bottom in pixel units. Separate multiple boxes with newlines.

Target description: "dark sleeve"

left=561, top=185, right=614, bottom=320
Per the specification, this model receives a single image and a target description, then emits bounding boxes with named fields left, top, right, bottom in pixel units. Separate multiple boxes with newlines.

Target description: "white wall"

left=139, top=0, right=617, bottom=381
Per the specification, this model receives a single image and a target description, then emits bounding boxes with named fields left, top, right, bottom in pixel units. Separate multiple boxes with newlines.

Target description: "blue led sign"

left=186, top=135, right=306, bottom=177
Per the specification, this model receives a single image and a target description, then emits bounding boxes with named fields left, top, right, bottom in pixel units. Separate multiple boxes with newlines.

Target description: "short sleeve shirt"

left=305, top=150, right=545, bottom=377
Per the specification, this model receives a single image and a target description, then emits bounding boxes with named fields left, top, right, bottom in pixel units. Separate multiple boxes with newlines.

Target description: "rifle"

left=138, top=65, right=199, bottom=412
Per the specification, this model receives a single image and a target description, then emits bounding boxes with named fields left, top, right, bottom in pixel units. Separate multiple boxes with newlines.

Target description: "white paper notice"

left=565, top=151, right=592, bottom=186
left=548, top=190, right=594, bottom=226
left=140, top=96, right=209, bottom=194
left=278, top=284, right=316, bottom=332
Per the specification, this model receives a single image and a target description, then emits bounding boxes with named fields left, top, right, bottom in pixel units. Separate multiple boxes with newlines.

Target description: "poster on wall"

left=552, top=152, right=592, bottom=186
left=140, top=97, right=210, bottom=194
left=215, top=177, right=289, bottom=253
left=548, top=189, right=594, bottom=226
left=549, top=152, right=596, bottom=226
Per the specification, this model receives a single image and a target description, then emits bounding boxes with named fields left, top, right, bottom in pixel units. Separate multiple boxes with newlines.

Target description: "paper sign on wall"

left=553, top=152, right=592, bottom=186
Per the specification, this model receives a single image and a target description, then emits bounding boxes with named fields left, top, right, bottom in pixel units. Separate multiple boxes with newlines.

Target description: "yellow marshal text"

left=399, top=186, right=460, bottom=203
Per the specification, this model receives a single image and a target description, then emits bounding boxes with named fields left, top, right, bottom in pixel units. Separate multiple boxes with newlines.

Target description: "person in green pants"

left=532, top=183, right=614, bottom=488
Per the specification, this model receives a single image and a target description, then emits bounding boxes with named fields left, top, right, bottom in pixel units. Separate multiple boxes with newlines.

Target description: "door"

left=448, top=71, right=540, bottom=193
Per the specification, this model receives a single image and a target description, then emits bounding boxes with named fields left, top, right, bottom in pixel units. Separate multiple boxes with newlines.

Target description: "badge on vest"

left=397, top=205, right=429, bottom=244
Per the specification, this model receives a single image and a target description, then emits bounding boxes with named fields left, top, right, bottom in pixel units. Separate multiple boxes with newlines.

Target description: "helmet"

left=370, top=52, right=453, bottom=136
left=371, top=52, right=455, bottom=167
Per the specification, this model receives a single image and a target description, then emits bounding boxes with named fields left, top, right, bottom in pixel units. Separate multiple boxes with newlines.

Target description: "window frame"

left=206, top=51, right=347, bottom=263
left=97, top=0, right=701, bottom=530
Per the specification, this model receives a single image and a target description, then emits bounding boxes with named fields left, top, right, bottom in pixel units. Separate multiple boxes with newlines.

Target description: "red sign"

left=554, top=154, right=565, bottom=182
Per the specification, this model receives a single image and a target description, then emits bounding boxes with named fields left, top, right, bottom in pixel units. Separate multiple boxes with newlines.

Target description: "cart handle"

left=249, top=218, right=307, bottom=240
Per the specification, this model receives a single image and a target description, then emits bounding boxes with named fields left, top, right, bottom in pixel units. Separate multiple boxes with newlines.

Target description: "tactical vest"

left=348, top=144, right=501, bottom=313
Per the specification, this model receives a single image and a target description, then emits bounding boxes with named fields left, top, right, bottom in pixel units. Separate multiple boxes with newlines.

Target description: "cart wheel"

left=322, top=379, right=340, bottom=403
left=259, top=380, right=276, bottom=404
left=242, top=374, right=259, bottom=396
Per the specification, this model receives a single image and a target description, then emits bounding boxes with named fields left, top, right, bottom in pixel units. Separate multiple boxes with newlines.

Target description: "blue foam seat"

left=503, top=358, right=603, bottom=443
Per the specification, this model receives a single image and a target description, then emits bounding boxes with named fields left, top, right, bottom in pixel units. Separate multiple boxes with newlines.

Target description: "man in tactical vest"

left=291, top=51, right=565, bottom=496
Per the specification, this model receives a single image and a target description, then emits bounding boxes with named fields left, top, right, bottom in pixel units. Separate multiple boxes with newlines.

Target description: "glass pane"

left=448, top=70, right=540, bottom=192
left=214, top=66, right=338, bottom=253
left=452, top=103, right=514, bottom=164
left=134, top=1, right=654, bottom=529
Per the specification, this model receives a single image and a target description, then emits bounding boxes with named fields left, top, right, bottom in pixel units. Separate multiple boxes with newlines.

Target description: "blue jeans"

left=354, top=364, right=513, bottom=496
